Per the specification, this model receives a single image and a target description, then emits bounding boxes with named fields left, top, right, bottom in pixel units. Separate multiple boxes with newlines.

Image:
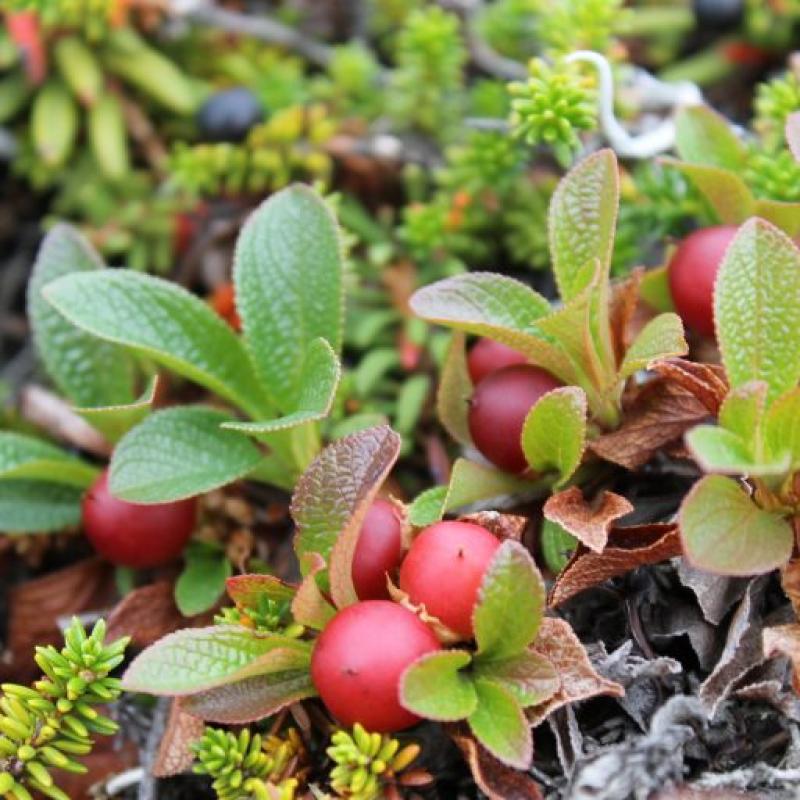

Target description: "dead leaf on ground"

left=1, top=558, right=115, bottom=682
left=677, top=560, right=749, bottom=626
left=528, top=617, right=623, bottom=727
left=153, top=700, right=206, bottom=777
left=549, top=524, right=682, bottom=607
left=652, top=359, right=728, bottom=415
left=589, top=378, right=710, bottom=470
left=763, top=623, right=800, bottom=695
left=449, top=726, right=542, bottom=800
left=460, top=511, right=527, bottom=543
left=544, top=487, right=633, bottom=553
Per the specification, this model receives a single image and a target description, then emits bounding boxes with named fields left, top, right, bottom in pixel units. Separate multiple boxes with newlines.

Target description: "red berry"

left=82, top=469, right=197, bottom=568
left=352, top=499, right=403, bottom=600
left=468, top=364, right=561, bottom=473
left=399, top=521, right=501, bottom=639
left=467, top=338, right=527, bottom=385
left=667, top=225, right=737, bottom=338
left=311, top=601, right=440, bottom=731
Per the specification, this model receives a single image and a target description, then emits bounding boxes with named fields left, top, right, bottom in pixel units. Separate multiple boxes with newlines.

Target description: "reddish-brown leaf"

left=589, top=378, right=710, bottom=469
left=291, top=553, right=336, bottom=630
left=781, top=558, right=800, bottom=619
left=609, top=268, right=643, bottom=365
left=651, top=359, right=728, bottom=415
left=226, top=573, right=296, bottom=608
left=549, top=523, right=682, bottom=607
left=543, top=487, right=633, bottom=553
left=460, top=511, right=528, bottom=543
left=1, top=558, right=115, bottom=682
left=153, top=700, right=206, bottom=777
left=107, top=581, right=200, bottom=648
left=449, top=726, right=543, bottom=800
left=763, top=623, right=800, bottom=694
left=528, top=617, right=623, bottom=726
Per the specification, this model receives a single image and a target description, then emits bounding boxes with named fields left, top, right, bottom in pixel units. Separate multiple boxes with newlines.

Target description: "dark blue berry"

left=197, top=87, right=265, bottom=142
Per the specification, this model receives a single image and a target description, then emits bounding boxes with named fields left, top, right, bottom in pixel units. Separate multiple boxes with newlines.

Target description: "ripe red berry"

left=468, top=364, right=561, bottom=473
left=82, top=469, right=197, bottom=568
left=311, top=601, right=440, bottom=732
left=352, top=499, right=403, bottom=600
left=467, top=338, right=527, bottom=385
left=399, top=521, right=501, bottom=639
left=667, top=225, right=737, bottom=338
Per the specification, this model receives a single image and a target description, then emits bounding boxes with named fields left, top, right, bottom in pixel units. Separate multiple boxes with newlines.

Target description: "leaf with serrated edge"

left=180, top=670, right=316, bottom=724
left=548, top=149, right=619, bottom=302
left=474, top=651, right=559, bottom=708
left=27, top=224, right=135, bottom=407
left=75, top=374, right=159, bottom=444
left=175, top=544, right=232, bottom=617
left=662, top=159, right=754, bottom=225
left=685, top=425, right=784, bottom=476
left=473, top=541, right=545, bottom=661
left=223, top=337, right=340, bottom=435
left=110, top=406, right=263, bottom=503
left=468, top=678, right=531, bottom=770
left=543, top=487, right=632, bottom=553
left=410, top=273, right=576, bottom=385
left=291, top=426, right=401, bottom=608
left=719, top=381, right=767, bottom=444
left=0, top=431, right=98, bottom=487
left=122, top=626, right=311, bottom=695
left=679, top=475, right=793, bottom=575
left=437, top=332, right=473, bottom=446
left=521, top=387, right=587, bottom=486
left=0, top=480, right=83, bottom=533
left=715, top=219, right=800, bottom=403
left=400, top=650, right=477, bottom=721
left=234, top=185, right=344, bottom=412
left=43, top=269, right=269, bottom=419
left=619, top=313, right=687, bottom=380
left=226, top=574, right=296, bottom=608
left=674, top=106, right=747, bottom=170
left=291, top=553, right=336, bottom=630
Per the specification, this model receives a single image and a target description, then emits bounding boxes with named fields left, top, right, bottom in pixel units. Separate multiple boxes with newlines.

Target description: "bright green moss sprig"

left=193, top=727, right=302, bottom=800
left=754, top=70, right=800, bottom=152
left=537, top=0, right=625, bottom=58
left=5, top=0, right=117, bottom=40
left=0, top=618, right=128, bottom=800
left=509, top=58, right=597, bottom=165
left=327, top=724, right=420, bottom=800
left=215, top=596, right=305, bottom=639
left=744, top=146, right=800, bottom=203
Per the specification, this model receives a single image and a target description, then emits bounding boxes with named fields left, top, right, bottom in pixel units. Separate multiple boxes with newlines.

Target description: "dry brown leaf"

left=107, top=581, right=200, bottom=648
left=528, top=617, right=623, bottom=726
left=460, top=511, right=528, bottom=543
left=1, top=558, right=115, bottom=682
left=781, top=558, right=800, bottom=619
left=651, top=359, right=728, bottom=415
left=548, top=524, right=682, bottom=607
left=543, top=487, right=633, bottom=553
left=609, top=268, right=643, bottom=365
left=589, top=378, right=710, bottom=469
left=449, top=726, right=543, bottom=800
left=153, top=700, right=206, bottom=777
left=763, top=623, right=800, bottom=694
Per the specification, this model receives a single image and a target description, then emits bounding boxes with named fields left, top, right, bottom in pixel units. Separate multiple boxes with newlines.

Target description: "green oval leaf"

left=400, top=650, right=477, bottom=722
left=109, top=406, right=263, bottom=503
left=0, top=480, right=83, bottom=533
left=175, top=542, right=233, bottom=617
left=436, top=332, right=473, bottom=446
left=674, top=106, right=747, bottom=170
left=467, top=678, right=531, bottom=770
left=0, top=431, right=98, bottom=487
left=473, top=651, right=559, bottom=708
left=75, top=374, right=159, bottom=444
left=679, top=474, right=793, bottom=576
left=619, top=313, right=687, bottom=380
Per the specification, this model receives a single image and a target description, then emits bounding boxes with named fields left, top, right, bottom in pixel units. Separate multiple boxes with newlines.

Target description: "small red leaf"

left=153, top=701, right=205, bottom=778
left=226, top=574, right=296, bottom=608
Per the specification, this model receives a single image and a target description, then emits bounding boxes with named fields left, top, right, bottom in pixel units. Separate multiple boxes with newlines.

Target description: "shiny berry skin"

left=352, top=499, right=403, bottom=600
left=467, top=338, right=527, bottom=385
left=468, top=364, right=562, bottom=473
left=667, top=225, right=737, bottom=339
left=197, top=87, right=264, bottom=142
left=399, top=521, right=501, bottom=639
left=311, top=601, right=440, bottom=732
left=82, top=470, right=197, bottom=568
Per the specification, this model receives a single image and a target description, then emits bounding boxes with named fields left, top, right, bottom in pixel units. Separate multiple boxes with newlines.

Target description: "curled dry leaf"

left=549, top=523, right=681, bottom=607
left=527, top=617, right=623, bottom=727
left=589, top=378, right=710, bottom=470
left=763, top=623, right=800, bottom=694
left=449, top=725, right=543, bottom=800
left=153, top=700, right=206, bottom=778
left=677, top=560, right=749, bottom=626
left=651, top=359, right=728, bottom=415
left=107, top=581, right=200, bottom=648
left=292, top=553, right=336, bottom=630
left=459, top=511, right=527, bottom=543
left=609, top=268, right=643, bottom=366
left=543, top=487, right=633, bottom=553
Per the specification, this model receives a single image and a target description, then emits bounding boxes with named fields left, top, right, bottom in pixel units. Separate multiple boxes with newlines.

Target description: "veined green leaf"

left=473, top=651, right=559, bottom=708
left=43, top=270, right=269, bottom=419
left=175, top=542, right=233, bottom=617
left=548, top=149, right=619, bottom=301
left=234, top=185, right=344, bottom=412
left=0, top=431, right=98, bottom=487
left=436, top=332, right=473, bottom=446
left=27, top=224, right=135, bottom=407
left=685, top=425, right=787, bottom=476
left=75, top=374, right=159, bottom=444
left=521, top=387, right=587, bottom=486
left=619, top=313, right=687, bottom=380
left=765, top=387, right=800, bottom=470
left=674, top=106, right=747, bottom=170
left=679, top=474, right=793, bottom=575
left=468, top=679, right=531, bottom=770
left=715, top=218, right=800, bottom=402
left=0, top=480, right=83, bottom=533
left=400, top=650, right=477, bottom=721
left=109, top=406, right=263, bottom=503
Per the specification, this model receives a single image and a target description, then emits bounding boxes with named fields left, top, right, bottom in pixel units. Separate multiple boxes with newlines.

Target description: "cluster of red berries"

left=313, top=517, right=501, bottom=732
